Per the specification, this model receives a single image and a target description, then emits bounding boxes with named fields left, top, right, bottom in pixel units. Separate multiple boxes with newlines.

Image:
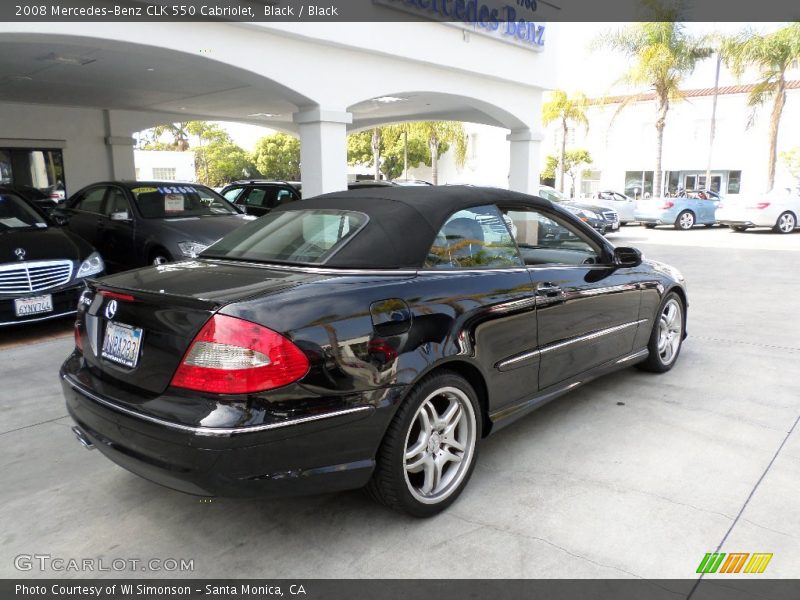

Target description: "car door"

left=97, top=185, right=136, bottom=271
left=237, top=186, right=274, bottom=217
left=64, top=186, right=110, bottom=249
left=501, top=205, right=643, bottom=390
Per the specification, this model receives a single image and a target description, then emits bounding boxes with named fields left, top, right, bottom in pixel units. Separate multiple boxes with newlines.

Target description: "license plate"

left=101, top=321, right=144, bottom=368
left=611, top=222, right=620, bottom=230
left=14, top=295, right=53, bottom=317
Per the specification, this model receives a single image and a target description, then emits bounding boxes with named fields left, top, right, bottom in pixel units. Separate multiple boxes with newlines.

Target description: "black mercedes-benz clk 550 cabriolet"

left=1, top=187, right=104, bottom=326
left=61, top=186, right=687, bottom=516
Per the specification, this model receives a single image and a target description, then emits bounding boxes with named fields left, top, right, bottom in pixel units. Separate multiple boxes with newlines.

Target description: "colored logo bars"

left=696, top=552, right=773, bottom=574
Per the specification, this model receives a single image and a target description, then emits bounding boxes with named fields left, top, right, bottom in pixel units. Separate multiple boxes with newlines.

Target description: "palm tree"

left=152, top=122, right=191, bottom=151
left=370, top=128, right=382, bottom=181
left=414, top=122, right=468, bottom=185
left=722, top=23, right=800, bottom=191
left=541, top=90, right=589, bottom=193
left=597, top=22, right=710, bottom=197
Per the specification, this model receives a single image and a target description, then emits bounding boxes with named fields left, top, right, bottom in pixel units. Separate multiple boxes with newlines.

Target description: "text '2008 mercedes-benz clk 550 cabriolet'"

left=61, top=186, right=688, bottom=517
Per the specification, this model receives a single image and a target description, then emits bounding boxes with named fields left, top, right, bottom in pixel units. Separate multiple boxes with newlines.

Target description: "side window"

left=274, top=187, right=298, bottom=207
left=223, top=186, right=245, bottom=202
left=425, top=204, right=522, bottom=269
left=103, top=188, right=131, bottom=217
left=245, top=188, right=274, bottom=207
left=503, top=207, right=601, bottom=266
left=74, top=187, right=107, bottom=213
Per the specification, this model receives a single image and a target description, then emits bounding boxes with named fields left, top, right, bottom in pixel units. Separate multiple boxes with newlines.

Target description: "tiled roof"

left=593, top=80, right=800, bottom=105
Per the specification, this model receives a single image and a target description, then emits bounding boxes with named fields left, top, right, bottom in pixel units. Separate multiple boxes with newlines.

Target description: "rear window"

left=131, top=185, right=238, bottom=218
left=201, top=209, right=368, bottom=265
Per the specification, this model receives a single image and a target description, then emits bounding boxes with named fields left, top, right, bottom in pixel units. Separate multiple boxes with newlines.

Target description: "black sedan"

left=0, top=187, right=103, bottom=326
left=53, top=181, right=253, bottom=271
left=61, top=186, right=687, bottom=517
left=9, top=184, right=63, bottom=212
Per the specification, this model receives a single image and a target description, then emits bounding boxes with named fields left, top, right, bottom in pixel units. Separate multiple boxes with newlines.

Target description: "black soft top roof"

left=271, top=185, right=550, bottom=269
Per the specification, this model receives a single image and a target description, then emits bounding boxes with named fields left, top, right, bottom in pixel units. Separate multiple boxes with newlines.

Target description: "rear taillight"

left=170, top=314, right=309, bottom=394
left=99, top=290, right=136, bottom=302
left=74, top=322, right=83, bottom=353
left=660, top=201, right=674, bottom=209
left=748, top=202, right=771, bottom=209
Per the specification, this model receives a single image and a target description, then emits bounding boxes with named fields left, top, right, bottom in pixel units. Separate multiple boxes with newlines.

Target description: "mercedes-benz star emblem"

left=104, top=299, right=118, bottom=320
left=14, top=248, right=26, bottom=260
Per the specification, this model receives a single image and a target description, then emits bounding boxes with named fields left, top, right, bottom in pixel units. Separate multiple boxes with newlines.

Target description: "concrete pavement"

left=1, top=226, right=798, bottom=579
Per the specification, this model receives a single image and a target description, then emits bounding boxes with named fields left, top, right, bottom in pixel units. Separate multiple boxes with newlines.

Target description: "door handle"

left=536, top=282, right=563, bottom=298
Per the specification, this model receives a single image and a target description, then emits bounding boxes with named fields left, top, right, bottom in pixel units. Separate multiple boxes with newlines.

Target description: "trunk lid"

left=81, top=259, right=324, bottom=394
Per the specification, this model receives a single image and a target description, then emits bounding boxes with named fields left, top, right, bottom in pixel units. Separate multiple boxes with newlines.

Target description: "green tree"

left=722, top=23, right=800, bottom=191
left=597, top=20, right=710, bottom=197
left=540, top=155, right=558, bottom=186
left=144, top=122, right=191, bottom=151
left=541, top=90, right=589, bottom=193
left=563, top=149, right=593, bottom=196
left=413, top=121, right=467, bottom=185
left=780, top=147, right=800, bottom=181
left=252, top=133, right=301, bottom=181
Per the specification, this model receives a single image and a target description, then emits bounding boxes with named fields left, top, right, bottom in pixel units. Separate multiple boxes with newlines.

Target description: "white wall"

left=134, top=150, right=196, bottom=182
left=0, top=101, right=113, bottom=194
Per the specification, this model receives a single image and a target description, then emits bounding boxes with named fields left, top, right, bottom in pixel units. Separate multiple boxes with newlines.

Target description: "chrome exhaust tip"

left=71, top=425, right=95, bottom=450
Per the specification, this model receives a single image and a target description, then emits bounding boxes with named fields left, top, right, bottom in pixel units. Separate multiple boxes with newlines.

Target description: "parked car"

left=8, top=184, right=62, bottom=212
left=716, top=187, right=800, bottom=233
left=686, top=189, right=722, bottom=201
left=63, top=185, right=687, bottom=517
left=535, top=185, right=620, bottom=234
left=635, top=194, right=719, bottom=230
left=220, top=180, right=301, bottom=217
left=0, top=187, right=103, bottom=326
left=592, top=190, right=636, bottom=225
left=52, top=181, right=253, bottom=271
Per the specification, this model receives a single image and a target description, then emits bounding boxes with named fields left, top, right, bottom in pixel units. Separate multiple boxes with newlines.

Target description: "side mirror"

left=50, top=209, right=69, bottom=226
left=110, top=211, right=130, bottom=221
left=613, top=246, right=642, bottom=268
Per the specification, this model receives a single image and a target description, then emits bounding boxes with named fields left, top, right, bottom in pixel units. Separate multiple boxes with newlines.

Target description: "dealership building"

left=0, top=10, right=554, bottom=198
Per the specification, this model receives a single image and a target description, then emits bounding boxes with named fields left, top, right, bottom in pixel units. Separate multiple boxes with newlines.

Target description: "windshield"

left=537, top=188, right=569, bottom=203
left=202, top=209, right=368, bottom=265
left=131, top=185, right=239, bottom=219
left=0, top=192, right=48, bottom=231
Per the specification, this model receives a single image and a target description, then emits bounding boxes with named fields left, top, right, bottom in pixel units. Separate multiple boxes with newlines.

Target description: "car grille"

left=602, top=210, right=619, bottom=223
left=0, top=260, right=74, bottom=294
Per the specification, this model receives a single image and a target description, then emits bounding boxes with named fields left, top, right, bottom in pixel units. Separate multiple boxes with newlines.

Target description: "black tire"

left=149, top=248, right=172, bottom=266
left=644, top=224, right=657, bottom=229
left=637, top=292, right=685, bottom=373
left=730, top=225, right=747, bottom=232
left=704, top=224, right=715, bottom=228
left=367, top=370, right=481, bottom=517
left=675, top=210, right=695, bottom=230
left=773, top=211, right=796, bottom=234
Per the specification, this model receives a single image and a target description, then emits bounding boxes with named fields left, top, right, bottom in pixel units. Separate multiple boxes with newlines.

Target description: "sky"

left=217, top=22, right=792, bottom=151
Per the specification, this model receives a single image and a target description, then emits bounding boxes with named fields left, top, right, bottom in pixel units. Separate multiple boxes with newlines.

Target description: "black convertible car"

left=61, top=186, right=687, bottom=516
left=0, top=187, right=103, bottom=326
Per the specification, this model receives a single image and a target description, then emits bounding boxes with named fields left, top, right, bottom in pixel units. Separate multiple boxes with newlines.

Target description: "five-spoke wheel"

left=774, top=211, right=796, bottom=234
left=638, top=292, right=685, bottom=373
left=675, top=210, right=695, bottom=230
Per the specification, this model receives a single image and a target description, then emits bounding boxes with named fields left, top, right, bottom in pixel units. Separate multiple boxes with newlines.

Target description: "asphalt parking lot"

left=1, top=226, right=798, bottom=579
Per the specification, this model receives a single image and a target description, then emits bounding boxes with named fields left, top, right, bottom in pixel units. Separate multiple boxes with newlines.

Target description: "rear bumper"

left=61, top=357, right=403, bottom=497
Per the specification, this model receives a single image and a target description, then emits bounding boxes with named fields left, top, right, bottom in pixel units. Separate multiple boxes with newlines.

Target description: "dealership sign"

left=374, top=0, right=546, bottom=51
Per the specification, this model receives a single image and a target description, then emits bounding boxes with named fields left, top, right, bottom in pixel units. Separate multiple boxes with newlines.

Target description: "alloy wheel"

left=657, top=298, right=683, bottom=366
left=776, top=212, right=796, bottom=234
left=403, top=386, right=477, bottom=505
left=677, top=211, right=695, bottom=230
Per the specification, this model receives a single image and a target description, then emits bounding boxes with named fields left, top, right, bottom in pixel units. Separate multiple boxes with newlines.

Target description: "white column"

left=293, top=107, right=352, bottom=198
left=507, top=129, right=543, bottom=195
left=103, top=110, right=136, bottom=180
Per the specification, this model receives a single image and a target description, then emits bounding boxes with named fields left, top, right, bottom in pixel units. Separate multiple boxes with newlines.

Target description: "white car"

left=591, top=190, right=637, bottom=225
left=716, top=187, right=800, bottom=234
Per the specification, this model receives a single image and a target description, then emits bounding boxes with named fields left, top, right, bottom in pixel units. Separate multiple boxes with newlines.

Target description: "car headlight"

left=578, top=209, right=600, bottom=220
left=76, top=252, right=104, bottom=278
left=178, top=241, right=210, bottom=258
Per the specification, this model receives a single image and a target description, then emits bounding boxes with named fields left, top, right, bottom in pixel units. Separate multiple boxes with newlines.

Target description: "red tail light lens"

left=170, top=314, right=309, bottom=394
left=660, top=201, right=674, bottom=209
left=99, top=290, right=136, bottom=302
left=74, top=322, right=83, bottom=353
left=749, top=202, right=771, bottom=210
